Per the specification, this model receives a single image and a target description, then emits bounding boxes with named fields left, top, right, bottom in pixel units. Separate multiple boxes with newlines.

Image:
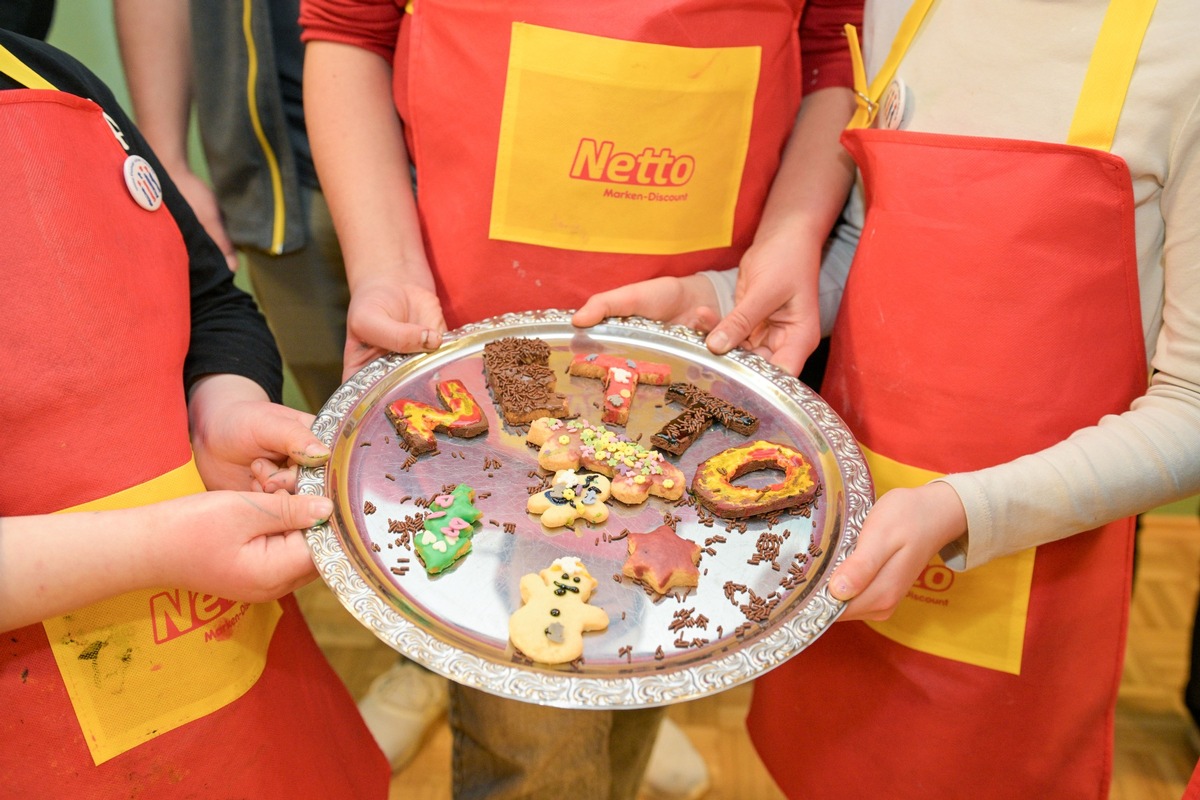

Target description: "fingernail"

left=420, top=329, right=441, bottom=350
left=830, top=577, right=851, bottom=600
left=305, top=442, right=330, bottom=460
left=310, top=496, right=334, bottom=523
left=707, top=330, right=731, bottom=353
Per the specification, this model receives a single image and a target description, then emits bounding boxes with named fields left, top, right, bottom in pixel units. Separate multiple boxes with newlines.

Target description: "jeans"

left=450, top=683, right=666, bottom=800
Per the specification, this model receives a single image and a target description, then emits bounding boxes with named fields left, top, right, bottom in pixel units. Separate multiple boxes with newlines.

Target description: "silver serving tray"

left=299, top=310, right=871, bottom=708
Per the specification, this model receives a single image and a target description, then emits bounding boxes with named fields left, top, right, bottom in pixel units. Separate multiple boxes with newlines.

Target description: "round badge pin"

left=123, top=155, right=163, bottom=211
left=876, top=78, right=909, bottom=131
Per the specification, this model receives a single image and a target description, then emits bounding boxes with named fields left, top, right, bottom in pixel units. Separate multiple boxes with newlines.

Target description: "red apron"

left=748, top=3, right=1151, bottom=798
left=0, top=54, right=387, bottom=797
left=1186, top=760, right=1200, bottom=800
left=396, top=0, right=807, bottom=327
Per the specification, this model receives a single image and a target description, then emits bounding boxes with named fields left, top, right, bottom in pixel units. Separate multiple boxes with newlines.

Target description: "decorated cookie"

left=622, top=524, right=702, bottom=595
left=650, top=382, right=759, bottom=456
left=567, top=353, right=671, bottom=425
left=385, top=379, right=488, bottom=455
left=692, top=440, right=819, bottom=519
left=526, top=417, right=685, bottom=505
left=416, top=485, right=483, bottom=574
left=526, top=469, right=612, bottom=528
left=509, top=557, right=609, bottom=664
left=482, top=337, right=571, bottom=425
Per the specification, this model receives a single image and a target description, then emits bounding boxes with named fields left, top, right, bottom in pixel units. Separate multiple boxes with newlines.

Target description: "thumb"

left=263, top=491, right=334, bottom=532
left=572, top=284, right=653, bottom=328
left=349, top=293, right=446, bottom=361
left=572, top=294, right=611, bottom=328
left=705, top=285, right=782, bottom=355
left=827, top=546, right=885, bottom=603
left=254, top=406, right=329, bottom=466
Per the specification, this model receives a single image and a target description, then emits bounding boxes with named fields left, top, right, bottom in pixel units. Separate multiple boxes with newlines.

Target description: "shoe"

left=640, top=716, right=712, bottom=800
left=357, top=659, right=449, bottom=771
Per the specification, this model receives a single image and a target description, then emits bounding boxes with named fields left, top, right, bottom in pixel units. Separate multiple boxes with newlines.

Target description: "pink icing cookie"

left=525, top=417, right=684, bottom=505
left=567, top=353, right=671, bottom=426
left=622, top=524, right=702, bottom=595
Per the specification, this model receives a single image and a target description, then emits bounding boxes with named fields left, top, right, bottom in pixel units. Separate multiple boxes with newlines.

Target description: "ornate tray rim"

left=299, top=310, right=872, bottom=708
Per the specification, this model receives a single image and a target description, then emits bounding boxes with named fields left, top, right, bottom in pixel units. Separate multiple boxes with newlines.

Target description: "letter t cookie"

left=567, top=353, right=670, bottom=425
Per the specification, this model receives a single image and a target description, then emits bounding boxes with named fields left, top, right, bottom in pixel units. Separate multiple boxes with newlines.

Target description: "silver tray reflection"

left=299, top=310, right=871, bottom=708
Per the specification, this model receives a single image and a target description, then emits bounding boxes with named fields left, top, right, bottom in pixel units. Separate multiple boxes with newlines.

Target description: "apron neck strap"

left=1069, top=0, right=1157, bottom=151
left=0, top=42, right=58, bottom=91
left=845, top=0, right=935, bottom=129
left=845, top=0, right=1158, bottom=152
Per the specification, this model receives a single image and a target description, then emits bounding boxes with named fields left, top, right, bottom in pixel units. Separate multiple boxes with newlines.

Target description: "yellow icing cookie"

left=526, top=469, right=612, bottom=528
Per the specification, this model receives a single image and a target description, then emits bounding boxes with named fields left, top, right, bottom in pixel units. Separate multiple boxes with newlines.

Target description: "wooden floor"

left=296, top=513, right=1200, bottom=799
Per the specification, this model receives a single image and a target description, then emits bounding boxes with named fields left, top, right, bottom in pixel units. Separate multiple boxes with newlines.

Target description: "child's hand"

left=343, top=274, right=446, bottom=379
left=829, top=482, right=968, bottom=621
left=572, top=274, right=723, bottom=333
left=148, top=490, right=331, bottom=602
left=703, top=238, right=822, bottom=376
left=188, top=375, right=329, bottom=492
left=0, top=489, right=333, bottom=631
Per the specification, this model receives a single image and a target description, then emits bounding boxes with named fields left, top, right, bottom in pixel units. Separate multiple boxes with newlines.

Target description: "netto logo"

left=149, top=589, right=238, bottom=644
left=570, top=138, right=695, bottom=187
left=914, top=564, right=955, bottom=593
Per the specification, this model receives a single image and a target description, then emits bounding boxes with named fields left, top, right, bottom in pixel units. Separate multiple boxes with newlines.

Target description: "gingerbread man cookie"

left=416, top=484, right=483, bottom=574
left=525, top=417, right=684, bottom=505
left=509, top=557, right=609, bottom=664
left=526, top=469, right=612, bottom=528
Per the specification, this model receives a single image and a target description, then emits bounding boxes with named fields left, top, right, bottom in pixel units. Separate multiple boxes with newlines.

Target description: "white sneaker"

left=640, top=716, right=712, bottom=800
left=357, top=659, right=449, bottom=771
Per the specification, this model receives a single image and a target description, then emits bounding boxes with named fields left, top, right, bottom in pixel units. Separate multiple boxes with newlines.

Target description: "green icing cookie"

left=417, top=485, right=482, bottom=574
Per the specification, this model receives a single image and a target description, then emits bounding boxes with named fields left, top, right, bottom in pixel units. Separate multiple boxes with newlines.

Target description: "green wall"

left=47, top=3, right=130, bottom=111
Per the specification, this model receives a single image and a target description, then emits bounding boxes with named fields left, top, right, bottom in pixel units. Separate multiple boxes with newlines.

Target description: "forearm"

left=0, top=509, right=157, bottom=631
left=942, top=383, right=1200, bottom=569
left=113, top=0, right=193, bottom=172
left=188, top=372, right=269, bottom=410
left=303, top=41, right=433, bottom=294
left=752, top=86, right=857, bottom=258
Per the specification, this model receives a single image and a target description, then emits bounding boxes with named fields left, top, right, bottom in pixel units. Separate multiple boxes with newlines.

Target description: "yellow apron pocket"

left=861, top=446, right=1035, bottom=675
left=43, top=458, right=282, bottom=764
left=490, top=22, right=760, bottom=255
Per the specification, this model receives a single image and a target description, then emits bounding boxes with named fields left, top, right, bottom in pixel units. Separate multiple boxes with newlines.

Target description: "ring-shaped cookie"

left=692, top=440, right=819, bottom=519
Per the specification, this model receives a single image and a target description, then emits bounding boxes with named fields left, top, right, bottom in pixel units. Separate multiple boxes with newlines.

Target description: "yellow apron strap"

left=0, top=41, right=58, bottom=90
left=846, top=0, right=1158, bottom=144
left=1067, top=0, right=1158, bottom=151
left=845, top=0, right=937, bottom=129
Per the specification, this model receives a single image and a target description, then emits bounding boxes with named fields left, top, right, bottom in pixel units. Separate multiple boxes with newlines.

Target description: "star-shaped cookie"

left=621, top=524, right=702, bottom=595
